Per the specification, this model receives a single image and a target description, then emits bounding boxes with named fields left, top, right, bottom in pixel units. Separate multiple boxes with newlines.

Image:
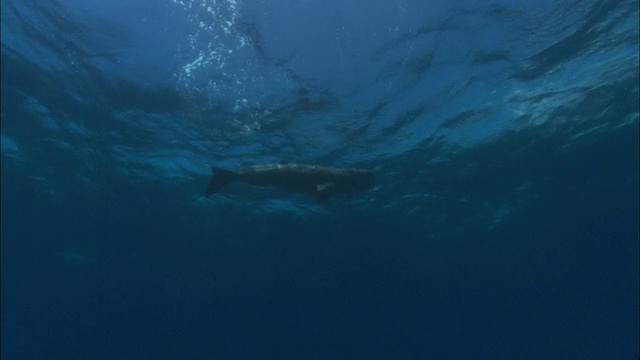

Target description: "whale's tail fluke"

left=206, top=166, right=238, bottom=197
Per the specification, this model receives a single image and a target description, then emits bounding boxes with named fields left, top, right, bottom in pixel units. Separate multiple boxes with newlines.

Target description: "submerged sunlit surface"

left=1, top=0, right=638, bottom=358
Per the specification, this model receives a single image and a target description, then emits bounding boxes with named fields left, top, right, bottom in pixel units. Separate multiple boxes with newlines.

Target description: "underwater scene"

left=1, top=0, right=638, bottom=358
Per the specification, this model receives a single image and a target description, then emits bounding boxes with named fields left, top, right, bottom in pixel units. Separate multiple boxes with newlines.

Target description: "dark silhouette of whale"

left=205, top=163, right=375, bottom=202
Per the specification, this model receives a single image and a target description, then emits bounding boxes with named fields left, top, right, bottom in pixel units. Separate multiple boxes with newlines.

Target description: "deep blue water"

left=1, top=0, right=638, bottom=358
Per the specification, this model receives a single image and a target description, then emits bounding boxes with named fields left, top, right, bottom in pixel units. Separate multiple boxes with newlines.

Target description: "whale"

left=205, top=163, right=375, bottom=202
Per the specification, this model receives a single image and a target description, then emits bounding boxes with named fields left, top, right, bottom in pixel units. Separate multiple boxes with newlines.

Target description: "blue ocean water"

left=1, top=0, right=638, bottom=358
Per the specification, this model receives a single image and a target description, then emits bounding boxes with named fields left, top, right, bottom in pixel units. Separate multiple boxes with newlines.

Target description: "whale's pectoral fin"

left=316, top=182, right=335, bottom=203
left=316, top=182, right=334, bottom=192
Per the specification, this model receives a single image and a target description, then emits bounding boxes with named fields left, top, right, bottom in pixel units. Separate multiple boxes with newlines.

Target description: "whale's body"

left=205, top=163, right=374, bottom=202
